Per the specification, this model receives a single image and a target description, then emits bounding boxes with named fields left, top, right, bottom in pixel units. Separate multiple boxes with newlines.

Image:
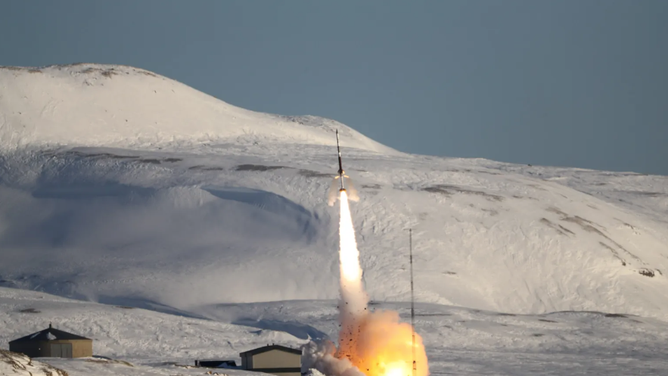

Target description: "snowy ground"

left=2, top=287, right=668, bottom=375
left=1, top=64, right=668, bottom=375
left=1, top=349, right=67, bottom=376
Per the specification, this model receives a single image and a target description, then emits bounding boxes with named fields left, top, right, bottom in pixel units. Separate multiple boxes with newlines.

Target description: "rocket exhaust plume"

left=337, top=190, right=368, bottom=362
left=304, top=189, right=429, bottom=376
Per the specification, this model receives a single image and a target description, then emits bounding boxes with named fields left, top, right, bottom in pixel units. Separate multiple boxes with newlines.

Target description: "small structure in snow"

left=195, top=359, right=237, bottom=368
left=8, top=324, right=93, bottom=358
left=240, top=344, right=302, bottom=376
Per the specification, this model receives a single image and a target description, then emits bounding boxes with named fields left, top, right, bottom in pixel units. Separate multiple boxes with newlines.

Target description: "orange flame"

left=344, top=310, right=429, bottom=376
left=336, top=191, right=429, bottom=376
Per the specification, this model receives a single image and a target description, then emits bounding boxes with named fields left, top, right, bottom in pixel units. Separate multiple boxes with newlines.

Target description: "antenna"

left=410, top=228, right=416, bottom=376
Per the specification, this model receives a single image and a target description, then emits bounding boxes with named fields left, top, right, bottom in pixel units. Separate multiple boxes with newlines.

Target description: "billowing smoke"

left=304, top=191, right=429, bottom=376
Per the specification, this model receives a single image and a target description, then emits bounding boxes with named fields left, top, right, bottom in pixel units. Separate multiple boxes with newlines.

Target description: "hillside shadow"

left=202, top=186, right=319, bottom=242
left=32, top=181, right=155, bottom=200
left=96, top=295, right=208, bottom=320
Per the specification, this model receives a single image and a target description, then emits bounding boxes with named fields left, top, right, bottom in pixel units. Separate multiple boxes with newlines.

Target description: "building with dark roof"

left=8, top=324, right=92, bottom=358
left=240, top=344, right=302, bottom=376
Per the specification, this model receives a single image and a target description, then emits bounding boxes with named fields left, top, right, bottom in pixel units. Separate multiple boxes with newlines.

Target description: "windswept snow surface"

left=1, top=64, right=668, bottom=374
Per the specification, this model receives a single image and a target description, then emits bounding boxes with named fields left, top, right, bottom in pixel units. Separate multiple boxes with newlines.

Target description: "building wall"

left=272, top=372, right=301, bottom=376
left=70, top=339, right=93, bottom=358
left=9, top=342, right=45, bottom=358
left=251, top=349, right=301, bottom=369
left=242, top=353, right=253, bottom=369
left=9, top=339, right=92, bottom=358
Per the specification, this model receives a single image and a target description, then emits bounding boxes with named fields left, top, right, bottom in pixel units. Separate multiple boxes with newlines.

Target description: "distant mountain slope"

left=0, top=64, right=393, bottom=153
left=0, top=64, right=667, bottom=321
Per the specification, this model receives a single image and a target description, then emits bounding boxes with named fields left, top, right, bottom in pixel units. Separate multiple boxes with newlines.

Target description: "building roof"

left=239, top=344, right=301, bottom=356
left=9, top=324, right=91, bottom=343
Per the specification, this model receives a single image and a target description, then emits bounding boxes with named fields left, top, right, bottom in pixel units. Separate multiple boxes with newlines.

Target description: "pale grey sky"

left=1, top=0, right=667, bottom=174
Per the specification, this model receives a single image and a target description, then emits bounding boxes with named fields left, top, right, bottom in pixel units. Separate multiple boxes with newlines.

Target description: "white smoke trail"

left=338, top=190, right=367, bottom=308
left=303, top=190, right=429, bottom=376
left=337, top=190, right=368, bottom=362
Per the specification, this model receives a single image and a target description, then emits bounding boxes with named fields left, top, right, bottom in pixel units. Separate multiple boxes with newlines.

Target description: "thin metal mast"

left=410, top=228, right=416, bottom=376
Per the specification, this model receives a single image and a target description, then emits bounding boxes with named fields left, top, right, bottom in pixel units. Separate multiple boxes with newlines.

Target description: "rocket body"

left=328, top=130, right=358, bottom=206
left=336, top=130, right=345, bottom=191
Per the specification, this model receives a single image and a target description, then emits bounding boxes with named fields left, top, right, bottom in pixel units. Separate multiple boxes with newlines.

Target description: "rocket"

left=336, top=129, right=345, bottom=191
left=328, top=130, right=359, bottom=206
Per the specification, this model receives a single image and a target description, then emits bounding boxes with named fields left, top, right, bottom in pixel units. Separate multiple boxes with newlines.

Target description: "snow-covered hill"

left=1, top=63, right=667, bottom=324
left=0, top=64, right=393, bottom=153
